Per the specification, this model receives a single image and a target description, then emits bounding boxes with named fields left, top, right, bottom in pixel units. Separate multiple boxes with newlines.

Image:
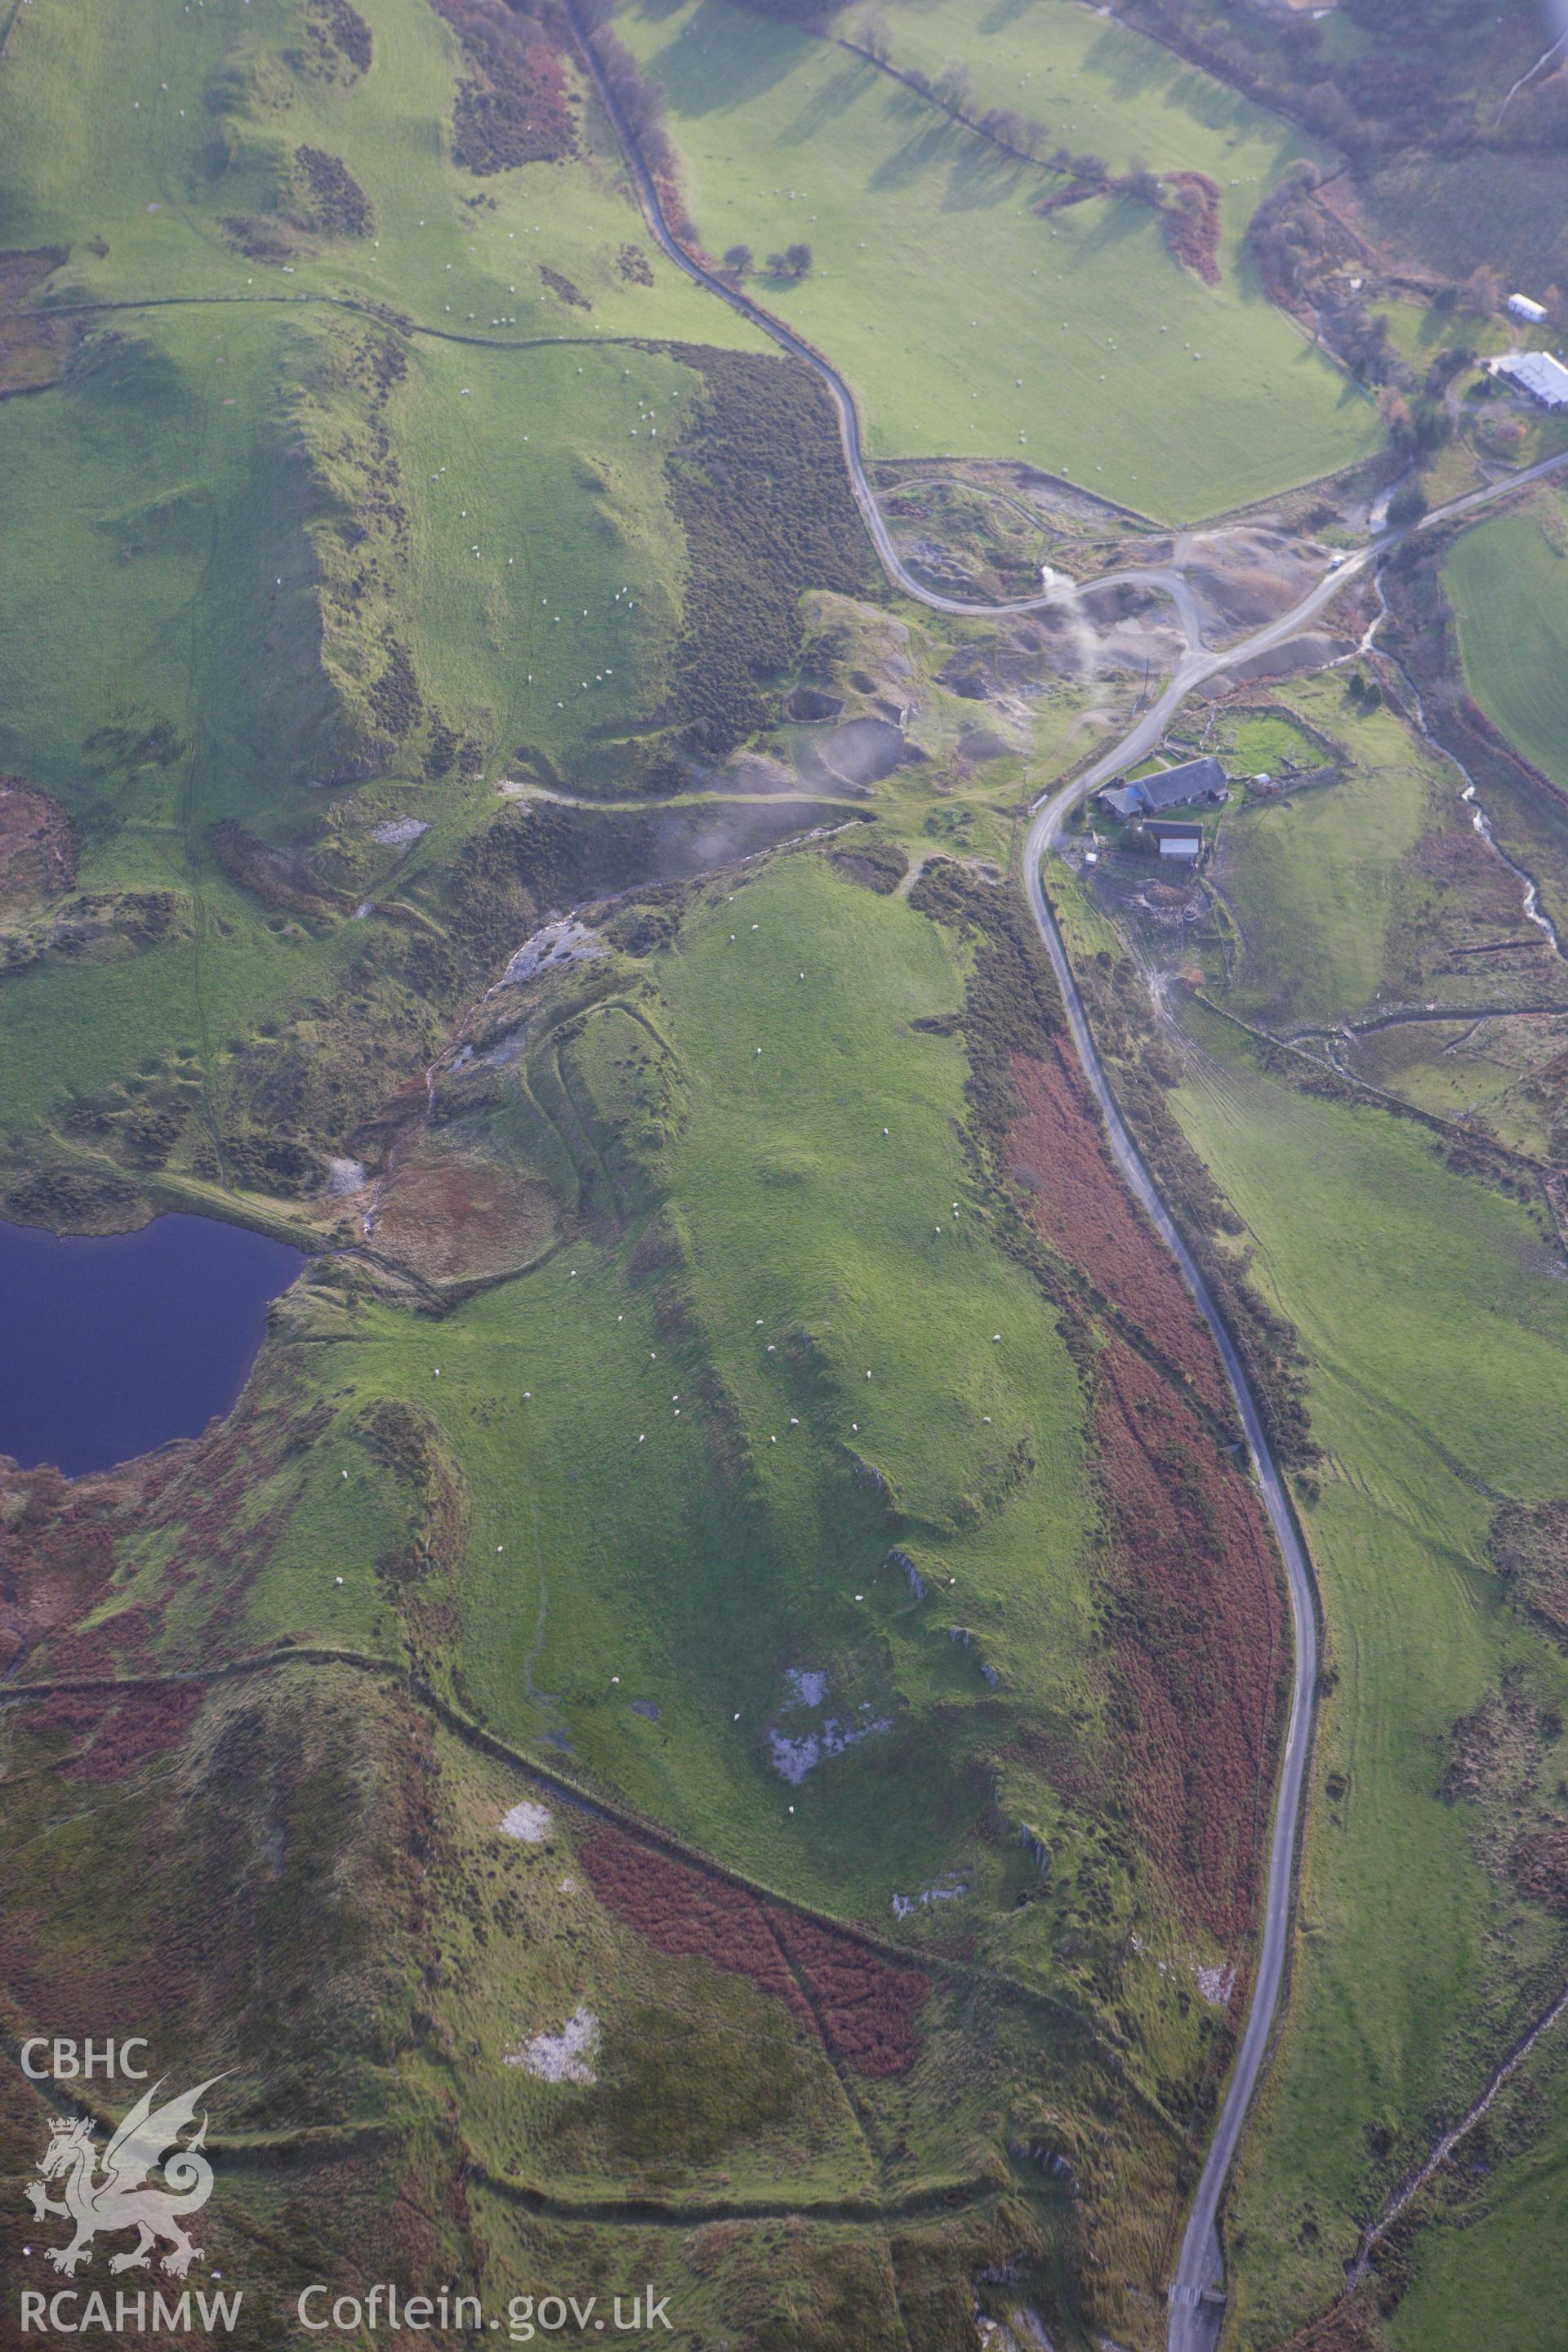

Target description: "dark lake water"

left=0, top=1213, right=305, bottom=1477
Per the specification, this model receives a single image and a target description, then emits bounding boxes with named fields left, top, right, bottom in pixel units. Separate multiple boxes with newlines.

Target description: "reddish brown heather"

left=13, top=1682, right=201, bottom=1780
left=0, top=775, right=74, bottom=904
left=1510, top=1825, right=1568, bottom=1914
left=1279, top=2302, right=1386, bottom=2351
left=1006, top=1047, right=1230, bottom=1415
left=428, top=0, right=579, bottom=172
left=69, top=1685, right=206, bottom=1782
left=1163, top=172, right=1223, bottom=286
left=20, top=1687, right=105, bottom=1742
left=769, top=1912, right=927, bottom=2078
left=0, top=1452, right=181, bottom=1674
left=577, top=1824, right=808, bottom=2020
left=1094, top=1339, right=1284, bottom=1944
left=578, top=1824, right=928, bottom=2075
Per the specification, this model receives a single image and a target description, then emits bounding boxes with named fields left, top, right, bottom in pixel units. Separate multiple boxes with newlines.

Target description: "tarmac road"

left=1021, top=773, right=1313, bottom=2352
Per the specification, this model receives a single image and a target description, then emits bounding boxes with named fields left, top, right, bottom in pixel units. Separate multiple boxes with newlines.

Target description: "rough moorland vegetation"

left=429, top=0, right=581, bottom=172
left=663, top=347, right=876, bottom=753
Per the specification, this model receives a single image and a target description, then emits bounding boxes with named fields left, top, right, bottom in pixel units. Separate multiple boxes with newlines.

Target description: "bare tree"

left=857, top=7, right=892, bottom=65
left=1463, top=262, right=1502, bottom=318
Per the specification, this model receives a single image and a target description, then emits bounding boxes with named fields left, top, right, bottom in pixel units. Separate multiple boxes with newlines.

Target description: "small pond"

left=0, top=1213, right=305, bottom=1477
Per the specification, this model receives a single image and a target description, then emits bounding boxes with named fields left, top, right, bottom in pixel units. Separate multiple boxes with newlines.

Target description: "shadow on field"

left=1063, top=196, right=1152, bottom=268
left=645, top=0, right=804, bottom=119
left=941, top=143, right=1034, bottom=217
left=980, top=0, right=1038, bottom=32
left=783, top=52, right=875, bottom=145
left=1083, top=26, right=1250, bottom=142
left=870, top=115, right=977, bottom=197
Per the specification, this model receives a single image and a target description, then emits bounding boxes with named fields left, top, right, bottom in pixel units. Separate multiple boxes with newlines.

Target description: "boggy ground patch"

left=578, top=1824, right=927, bottom=2076
left=0, top=249, right=71, bottom=396
left=368, top=1137, right=559, bottom=1286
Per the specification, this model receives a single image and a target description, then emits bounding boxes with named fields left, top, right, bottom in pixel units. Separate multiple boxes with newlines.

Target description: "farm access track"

left=559, top=8, right=1568, bottom=2339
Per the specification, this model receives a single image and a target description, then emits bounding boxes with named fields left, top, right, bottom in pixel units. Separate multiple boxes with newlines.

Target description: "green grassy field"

left=614, top=0, right=1382, bottom=518
left=1212, top=686, right=1435, bottom=1028
left=1447, top=487, right=1568, bottom=797
left=0, top=0, right=744, bottom=1158
left=1387, top=2073, right=1568, bottom=2352
left=1227, top=711, right=1326, bottom=774
left=0, top=0, right=753, bottom=343
left=881, top=0, right=1310, bottom=257
left=1371, top=295, right=1493, bottom=371
left=227, top=853, right=1103, bottom=1924
left=1167, top=1005, right=1568, bottom=2347
left=0, top=0, right=742, bottom=788
left=7, top=823, right=1225, bottom=2337
left=13, top=0, right=1565, bottom=2332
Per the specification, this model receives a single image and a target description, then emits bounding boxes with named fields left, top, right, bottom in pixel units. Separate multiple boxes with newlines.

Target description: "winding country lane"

left=560, top=12, right=1568, bottom=2335
left=1022, top=787, right=1315, bottom=2352
left=1018, top=452, right=1567, bottom=2345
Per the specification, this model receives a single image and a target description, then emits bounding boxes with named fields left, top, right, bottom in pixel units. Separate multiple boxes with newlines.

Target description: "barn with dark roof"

left=1098, top=755, right=1228, bottom=821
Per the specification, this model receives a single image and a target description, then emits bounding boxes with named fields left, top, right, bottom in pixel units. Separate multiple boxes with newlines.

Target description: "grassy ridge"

left=38, top=844, right=1245, bottom=2337
left=0, top=301, right=700, bottom=1145
left=0, top=0, right=905, bottom=1195
left=615, top=0, right=1381, bottom=517
left=9, top=818, right=1368, bottom=2334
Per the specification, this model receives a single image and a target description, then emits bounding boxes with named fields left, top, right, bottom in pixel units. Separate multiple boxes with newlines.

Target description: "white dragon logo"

left=26, top=2078, right=222, bottom=2278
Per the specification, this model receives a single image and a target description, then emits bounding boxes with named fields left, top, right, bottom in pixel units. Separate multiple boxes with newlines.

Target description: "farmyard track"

left=561, top=9, right=1568, bottom=2336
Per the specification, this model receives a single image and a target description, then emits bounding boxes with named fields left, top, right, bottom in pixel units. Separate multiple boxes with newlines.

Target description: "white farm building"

left=1508, top=293, right=1548, bottom=324
left=1488, top=350, right=1568, bottom=410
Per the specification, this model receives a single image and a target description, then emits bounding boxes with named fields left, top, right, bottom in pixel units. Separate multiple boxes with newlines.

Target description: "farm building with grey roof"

left=1098, top=755, right=1228, bottom=821
left=1486, top=350, right=1568, bottom=410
